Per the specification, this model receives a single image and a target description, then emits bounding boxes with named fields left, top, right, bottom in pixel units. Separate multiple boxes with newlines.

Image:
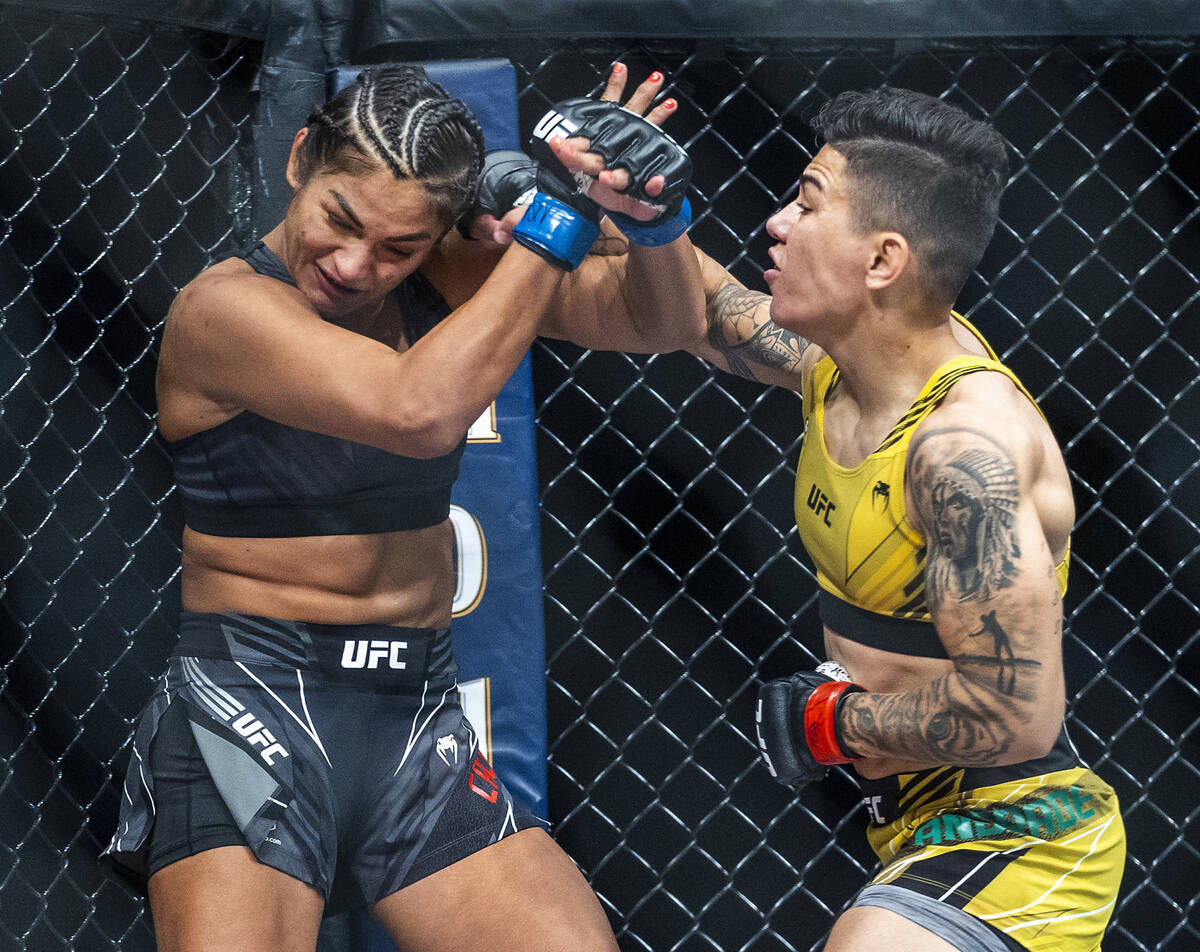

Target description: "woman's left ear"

left=285, top=127, right=310, bottom=189
left=865, top=233, right=909, bottom=290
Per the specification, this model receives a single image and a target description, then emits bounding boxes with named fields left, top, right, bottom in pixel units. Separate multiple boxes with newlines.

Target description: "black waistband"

left=819, top=590, right=948, bottom=659
left=179, top=485, right=452, bottom=538
left=174, top=611, right=454, bottom=688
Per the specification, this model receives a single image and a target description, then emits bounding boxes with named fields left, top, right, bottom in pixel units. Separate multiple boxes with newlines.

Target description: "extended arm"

left=547, top=246, right=817, bottom=377
left=158, top=114, right=668, bottom=457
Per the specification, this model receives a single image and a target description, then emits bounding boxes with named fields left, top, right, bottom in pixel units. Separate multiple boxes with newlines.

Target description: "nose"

left=766, top=205, right=794, bottom=242
left=332, top=242, right=372, bottom=283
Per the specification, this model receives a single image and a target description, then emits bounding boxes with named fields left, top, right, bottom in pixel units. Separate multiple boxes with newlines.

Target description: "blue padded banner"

left=330, top=59, right=547, bottom=812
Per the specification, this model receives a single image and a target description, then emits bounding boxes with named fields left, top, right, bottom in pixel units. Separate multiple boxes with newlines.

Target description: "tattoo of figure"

left=955, top=610, right=1040, bottom=698
left=836, top=432, right=1054, bottom=766
left=706, top=283, right=809, bottom=381
left=911, top=433, right=1021, bottom=605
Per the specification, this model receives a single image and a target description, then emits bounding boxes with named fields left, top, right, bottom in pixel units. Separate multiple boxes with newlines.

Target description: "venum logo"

left=341, top=639, right=408, bottom=670
left=231, top=711, right=289, bottom=766
left=806, top=483, right=836, bottom=527
left=436, top=734, right=458, bottom=767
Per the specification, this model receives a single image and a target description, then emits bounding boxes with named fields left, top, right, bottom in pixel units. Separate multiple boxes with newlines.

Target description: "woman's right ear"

left=285, top=127, right=309, bottom=189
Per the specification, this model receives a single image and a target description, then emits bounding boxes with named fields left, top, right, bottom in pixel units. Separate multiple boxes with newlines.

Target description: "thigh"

left=148, top=845, right=324, bottom=952
left=826, top=905, right=964, bottom=952
left=372, top=828, right=618, bottom=952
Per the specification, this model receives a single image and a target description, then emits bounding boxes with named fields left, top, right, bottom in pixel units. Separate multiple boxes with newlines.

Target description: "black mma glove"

left=529, top=97, right=693, bottom=246
left=467, top=151, right=603, bottom=271
left=465, top=148, right=601, bottom=226
left=756, top=661, right=866, bottom=788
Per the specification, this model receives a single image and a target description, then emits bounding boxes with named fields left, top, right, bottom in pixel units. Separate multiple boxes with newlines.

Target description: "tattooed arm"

left=836, top=394, right=1069, bottom=770
left=685, top=250, right=814, bottom=391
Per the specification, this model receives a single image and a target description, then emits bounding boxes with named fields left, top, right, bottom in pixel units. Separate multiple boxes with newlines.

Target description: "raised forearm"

left=618, top=234, right=705, bottom=350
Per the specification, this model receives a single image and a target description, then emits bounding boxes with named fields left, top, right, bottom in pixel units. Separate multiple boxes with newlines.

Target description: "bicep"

left=909, top=425, right=1064, bottom=707
left=161, top=276, right=407, bottom=447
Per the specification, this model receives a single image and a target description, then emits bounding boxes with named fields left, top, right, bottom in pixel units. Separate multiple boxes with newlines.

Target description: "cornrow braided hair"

left=298, top=64, right=485, bottom=226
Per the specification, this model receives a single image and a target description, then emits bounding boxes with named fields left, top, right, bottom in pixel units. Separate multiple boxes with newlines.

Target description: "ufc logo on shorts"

left=341, top=639, right=408, bottom=670
left=532, top=109, right=578, bottom=143
left=232, top=712, right=289, bottom=766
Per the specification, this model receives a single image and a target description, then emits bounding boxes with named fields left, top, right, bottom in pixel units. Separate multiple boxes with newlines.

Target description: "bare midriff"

left=824, top=625, right=957, bottom=780
left=180, top=520, right=455, bottom=629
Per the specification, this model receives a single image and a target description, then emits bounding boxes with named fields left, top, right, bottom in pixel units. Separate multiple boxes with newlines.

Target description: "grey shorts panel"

left=851, top=884, right=1017, bottom=952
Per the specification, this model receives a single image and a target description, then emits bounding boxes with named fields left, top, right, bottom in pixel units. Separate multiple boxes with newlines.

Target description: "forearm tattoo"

left=837, top=428, right=1047, bottom=766
left=840, top=669, right=1018, bottom=765
left=706, top=283, right=809, bottom=381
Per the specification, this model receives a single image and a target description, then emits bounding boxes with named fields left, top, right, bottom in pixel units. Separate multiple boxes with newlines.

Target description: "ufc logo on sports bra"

left=341, top=639, right=408, bottom=670
left=807, top=483, right=837, bottom=527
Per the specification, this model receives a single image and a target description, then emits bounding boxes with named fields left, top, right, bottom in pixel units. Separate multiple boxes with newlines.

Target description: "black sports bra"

left=169, top=243, right=465, bottom=538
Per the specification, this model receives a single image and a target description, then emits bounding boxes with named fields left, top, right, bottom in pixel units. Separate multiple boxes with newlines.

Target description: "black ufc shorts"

left=101, top=612, right=543, bottom=911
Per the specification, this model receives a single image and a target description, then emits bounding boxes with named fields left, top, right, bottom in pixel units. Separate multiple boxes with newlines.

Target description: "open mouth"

left=315, top=265, right=357, bottom=298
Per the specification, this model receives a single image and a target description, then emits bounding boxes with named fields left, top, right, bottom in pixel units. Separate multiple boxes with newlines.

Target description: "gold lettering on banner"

left=450, top=505, right=488, bottom=617
left=467, top=403, right=500, bottom=442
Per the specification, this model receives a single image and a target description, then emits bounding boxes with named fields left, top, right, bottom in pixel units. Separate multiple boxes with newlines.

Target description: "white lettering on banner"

left=341, top=639, right=408, bottom=670
left=458, top=677, right=492, bottom=764
left=450, top=505, right=488, bottom=617
left=467, top=403, right=500, bottom=443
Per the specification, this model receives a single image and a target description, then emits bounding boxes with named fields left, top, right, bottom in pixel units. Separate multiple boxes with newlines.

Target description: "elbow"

left=405, top=424, right=464, bottom=459
left=995, top=708, right=1061, bottom=765
left=375, top=402, right=465, bottom=459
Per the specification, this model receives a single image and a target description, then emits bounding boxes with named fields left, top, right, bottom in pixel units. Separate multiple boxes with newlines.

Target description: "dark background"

left=0, top=6, right=1196, bottom=951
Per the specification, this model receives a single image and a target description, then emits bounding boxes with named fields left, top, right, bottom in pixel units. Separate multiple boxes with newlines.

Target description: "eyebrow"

left=799, top=173, right=824, bottom=194
left=329, top=190, right=433, bottom=242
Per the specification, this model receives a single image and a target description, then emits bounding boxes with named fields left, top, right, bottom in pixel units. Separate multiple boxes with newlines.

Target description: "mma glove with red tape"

left=755, top=661, right=865, bottom=788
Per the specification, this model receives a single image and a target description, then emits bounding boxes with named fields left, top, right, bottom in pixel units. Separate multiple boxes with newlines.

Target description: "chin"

left=767, top=297, right=805, bottom=333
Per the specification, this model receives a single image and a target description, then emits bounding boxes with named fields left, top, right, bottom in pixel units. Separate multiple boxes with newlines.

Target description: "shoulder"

left=904, top=367, right=1073, bottom=545
left=916, top=368, right=1048, bottom=469
left=166, top=256, right=314, bottom=338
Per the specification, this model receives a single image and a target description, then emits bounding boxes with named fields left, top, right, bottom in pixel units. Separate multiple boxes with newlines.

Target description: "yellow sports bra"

left=793, top=314, right=1070, bottom=658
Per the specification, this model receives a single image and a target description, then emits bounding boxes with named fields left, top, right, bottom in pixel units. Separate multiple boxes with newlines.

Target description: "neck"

left=820, top=304, right=964, bottom=416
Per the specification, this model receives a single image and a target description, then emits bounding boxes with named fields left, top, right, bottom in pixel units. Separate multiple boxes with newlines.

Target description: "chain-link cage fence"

left=0, top=10, right=1196, bottom=952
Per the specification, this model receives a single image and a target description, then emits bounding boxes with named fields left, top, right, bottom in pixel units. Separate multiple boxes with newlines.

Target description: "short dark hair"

left=297, top=65, right=485, bottom=228
left=811, top=86, right=1010, bottom=304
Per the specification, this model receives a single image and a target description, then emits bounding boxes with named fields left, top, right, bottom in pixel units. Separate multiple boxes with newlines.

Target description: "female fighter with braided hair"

left=102, top=63, right=700, bottom=952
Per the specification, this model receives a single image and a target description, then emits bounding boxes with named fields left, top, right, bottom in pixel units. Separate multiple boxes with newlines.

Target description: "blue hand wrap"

left=608, top=198, right=692, bottom=247
left=511, top=192, right=600, bottom=271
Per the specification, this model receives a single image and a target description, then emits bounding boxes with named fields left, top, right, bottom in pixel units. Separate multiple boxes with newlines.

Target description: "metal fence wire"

left=0, top=11, right=1197, bottom=952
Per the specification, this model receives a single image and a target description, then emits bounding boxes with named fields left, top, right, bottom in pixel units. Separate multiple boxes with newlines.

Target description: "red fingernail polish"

left=649, top=71, right=662, bottom=83
left=663, top=98, right=677, bottom=110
